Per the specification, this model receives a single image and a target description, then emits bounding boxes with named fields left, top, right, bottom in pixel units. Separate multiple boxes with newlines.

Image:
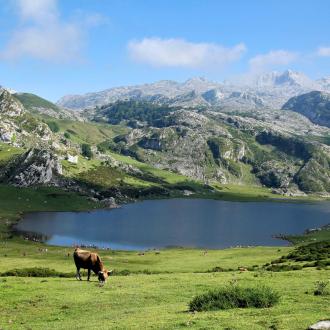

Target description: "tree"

left=81, top=144, right=93, bottom=159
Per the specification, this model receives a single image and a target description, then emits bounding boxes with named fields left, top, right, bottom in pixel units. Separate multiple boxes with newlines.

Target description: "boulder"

left=308, top=321, right=330, bottom=330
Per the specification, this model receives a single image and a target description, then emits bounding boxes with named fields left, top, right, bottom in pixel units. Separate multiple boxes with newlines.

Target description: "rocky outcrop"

left=282, top=91, right=330, bottom=128
left=108, top=105, right=330, bottom=193
left=0, top=89, right=54, bottom=147
left=0, top=89, right=24, bottom=117
left=0, top=149, right=62, bottom=187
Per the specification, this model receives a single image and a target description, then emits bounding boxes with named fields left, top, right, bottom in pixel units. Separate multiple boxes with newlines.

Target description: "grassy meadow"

left=0, top=239, right=329, bottom=329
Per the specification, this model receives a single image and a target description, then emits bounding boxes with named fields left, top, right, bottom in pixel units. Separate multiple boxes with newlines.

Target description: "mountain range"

left=1, top=69, right=330, bottom=200
left=57, top=70, right=330, bottom=111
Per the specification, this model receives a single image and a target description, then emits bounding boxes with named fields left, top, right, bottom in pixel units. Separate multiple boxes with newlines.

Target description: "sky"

left=0, top=0, right=330, bottom=102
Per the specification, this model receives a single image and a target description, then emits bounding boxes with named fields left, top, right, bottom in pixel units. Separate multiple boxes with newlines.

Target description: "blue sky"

left=0, top=0, right=330, bottom=101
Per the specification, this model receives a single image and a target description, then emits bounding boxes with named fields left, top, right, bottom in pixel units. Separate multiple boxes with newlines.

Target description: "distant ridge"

left=57, top=70, right=330, bottom=111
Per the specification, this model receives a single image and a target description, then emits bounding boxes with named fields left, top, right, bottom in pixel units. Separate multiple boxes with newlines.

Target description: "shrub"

left=47, top=121, right=60, bottom=133
left=189, top=285, right=280, bottom=312
left=0, top=267, right=74, bottom=278
left=64, top=132, right=71, bottom=139
left=265, top=264, right=303, bottom=272
left=314, top=280, right=329, bottom=296
left=208, top=266, right=225, bottom=273
left=81, top=143, right=93, bottom=158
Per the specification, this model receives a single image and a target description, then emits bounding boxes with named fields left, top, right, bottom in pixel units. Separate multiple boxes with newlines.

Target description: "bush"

left=208, top=266, right=225, bottom=273
left=64, top=132, right=71, bottom=139
left=314, top=280, right=329, bottom=296
left=189, top=285, right=280, bottom=312
left=47, top=121, right=60, bottom=133
left=0, top=267, right=74, bottom=278
left=265, top=264, right=303, bottom=272
left=81, top=143, right=93, bottom=158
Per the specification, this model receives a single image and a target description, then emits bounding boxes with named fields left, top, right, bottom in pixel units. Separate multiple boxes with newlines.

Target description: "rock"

left=283, top=91, right=330, bottom=128
left=0, top=89, right=25, bottom=117
left=0, top=149, right=63, bottom=187
left=102, top=197, right=118, bottom=208
left=0, top=131, right=14, bottom=142
left=308, top=320, right=330, bottom=330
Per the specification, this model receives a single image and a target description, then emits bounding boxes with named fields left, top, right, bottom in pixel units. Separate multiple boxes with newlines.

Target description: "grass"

left=13, top=93, right=60, bottom=112
left=0, top=184, right=97, bottom=235
left=0, top=264, right=328, bottom=329
left=61, top=157, right=102, bottom=176
left=110, top=151, right=191, bottom=184
left=282, top=227, right=330, bottom=244
left=0, top=143, right=24, bottom=165
left=55, top=119, right=128, bottom=145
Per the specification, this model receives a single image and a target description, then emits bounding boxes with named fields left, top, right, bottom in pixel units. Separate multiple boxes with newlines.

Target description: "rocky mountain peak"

left=317, top=76, right=330, bottom=89
left=274, top=69, right=312, bottom=87
left=253, top=70, right=315, bottom=89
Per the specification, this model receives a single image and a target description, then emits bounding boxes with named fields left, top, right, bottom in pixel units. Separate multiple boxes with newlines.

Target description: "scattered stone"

left=102, top=197, right=118, bottom=208
left=183, top=190, right=194, bottom=196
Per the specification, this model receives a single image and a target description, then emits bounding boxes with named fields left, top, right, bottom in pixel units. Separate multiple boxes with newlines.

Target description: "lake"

left=15, top=199, right=330, bottom=250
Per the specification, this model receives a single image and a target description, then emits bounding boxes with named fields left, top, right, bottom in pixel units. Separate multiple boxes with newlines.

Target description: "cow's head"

left=98, top=269, right=113, bottom=282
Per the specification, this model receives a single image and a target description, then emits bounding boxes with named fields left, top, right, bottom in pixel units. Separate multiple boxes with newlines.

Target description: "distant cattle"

left=73, top=248, right=112, bottom=282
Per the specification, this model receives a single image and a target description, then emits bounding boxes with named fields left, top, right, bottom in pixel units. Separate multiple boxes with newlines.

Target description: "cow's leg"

left=87, top=269, right=91, bottom=281
left=76, top=267, right=82, bottom=281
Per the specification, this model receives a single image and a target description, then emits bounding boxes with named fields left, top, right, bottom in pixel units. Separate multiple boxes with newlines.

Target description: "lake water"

left=15, top=199, right=330, bottom=250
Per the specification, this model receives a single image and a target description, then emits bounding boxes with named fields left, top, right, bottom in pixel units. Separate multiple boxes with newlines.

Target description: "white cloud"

left=1, top=0, right=104, bottom=62
left=127, top=37, right=246, bottom=69
left=17, top=0, right=58, bottom=23
left=317, top=47, right=330, bottom=57
left=249, top=50, right=298, bottom=73
left=4, top=24, right=82, bottom=62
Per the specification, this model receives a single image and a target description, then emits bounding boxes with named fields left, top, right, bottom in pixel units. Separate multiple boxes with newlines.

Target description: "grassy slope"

left=280, top=227, right=330, bottom=245
left=55, top=119, right=128, bottom=145
left=0, top=143, right=24, bottom=165
left=13, top=93, right=60, bottom=112
left=110, top=151, right=319, bottom=202
left=0, top=185, right=97, bottom=234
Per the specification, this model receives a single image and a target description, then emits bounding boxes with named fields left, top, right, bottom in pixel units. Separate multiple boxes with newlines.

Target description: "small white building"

left=67, top=154, right=78, bottom=164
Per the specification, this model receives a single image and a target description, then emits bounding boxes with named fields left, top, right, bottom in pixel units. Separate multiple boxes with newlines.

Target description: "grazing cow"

left=73, top=248, right=112, bottom=282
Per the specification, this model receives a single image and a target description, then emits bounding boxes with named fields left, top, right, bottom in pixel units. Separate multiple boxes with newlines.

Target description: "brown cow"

left=73, top=248, right=112, bottom=282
